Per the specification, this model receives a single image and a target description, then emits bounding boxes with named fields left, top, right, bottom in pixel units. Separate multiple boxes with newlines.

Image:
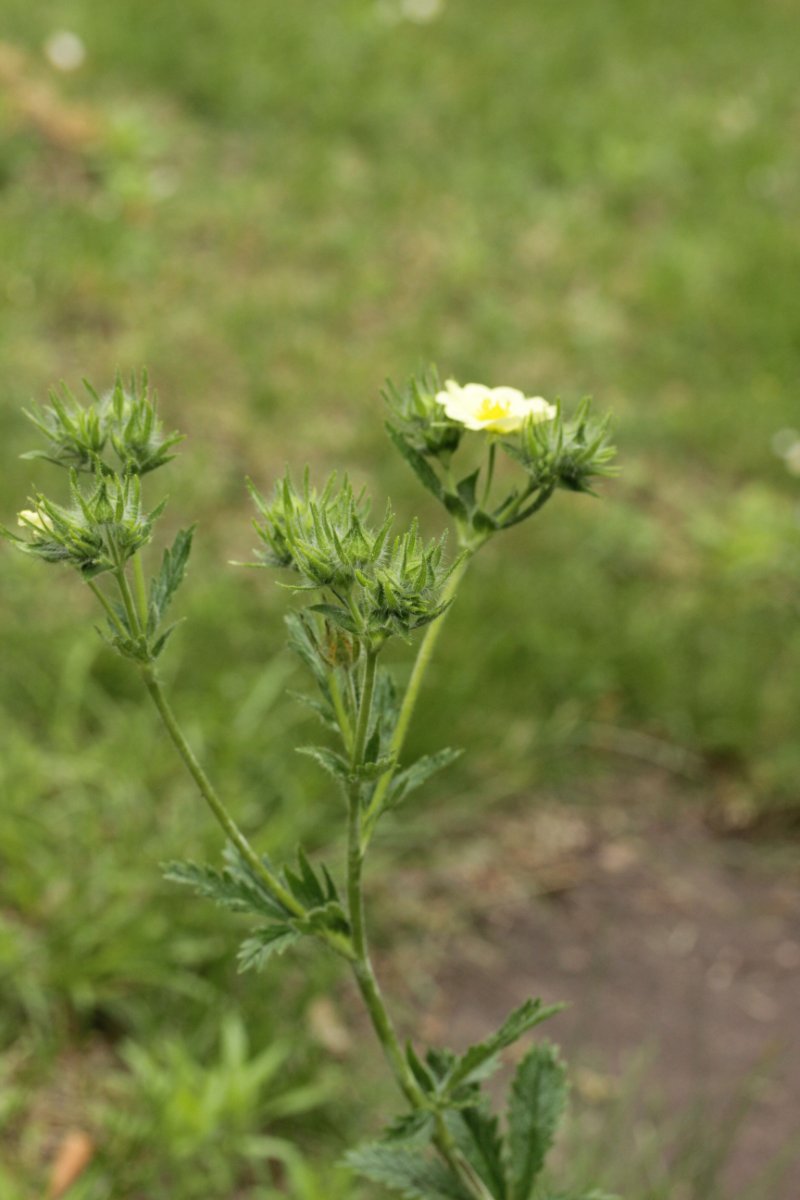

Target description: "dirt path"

left=378, top=773, right=800, bottom=1196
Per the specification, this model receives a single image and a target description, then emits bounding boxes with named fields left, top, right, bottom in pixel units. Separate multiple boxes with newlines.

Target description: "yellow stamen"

left=476, top=397, right=510, bottom=422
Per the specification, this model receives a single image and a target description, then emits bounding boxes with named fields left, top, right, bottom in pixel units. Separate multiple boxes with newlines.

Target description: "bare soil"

left=376, top=770, right=800, bottom=1197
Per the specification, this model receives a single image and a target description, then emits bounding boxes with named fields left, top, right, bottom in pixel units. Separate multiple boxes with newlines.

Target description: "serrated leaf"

left=389, top=748, right=462, bottom=808
left=344, top=1143, right=470, bottom=1200
left=238, top=925, right=301, bottom=972
left=353, top=754, right=396, bottom=782
left=308, top=602, right=360, bottom=635
left=293, top=899, right=350, bottom=937
left=296, top=745, right=350, bottom=785
left=287, top=690, right=337, bottom=729
left=383, top=1110, right=436, bottom=1146
left=445, top=999, right=563, bottom=1095
left=148, top=526, right=194, bottom=633
left=425, top=1047, right=457, bottom=1081
left=507, top=1043, right=568, bottom=1200
left=364, top=722, right=382, bottom=764
left=447, top=1106, right=507, bottom=1200
left=163, top=858, right=287, bottom=920
left=386, top=425, right=445, bottom=503
left=406, top=1042, right=437, bottom=1094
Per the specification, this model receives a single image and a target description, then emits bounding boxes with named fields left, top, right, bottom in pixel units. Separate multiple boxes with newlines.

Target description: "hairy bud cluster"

left=13, top=471, right=161, bottom=578
left=383, top=370, right=462, bottom=459
left=23, top=372, right=183, bottom=476
left=248, top=471, right=457, bottom=646
left=504, top=399, right=617, bottom=496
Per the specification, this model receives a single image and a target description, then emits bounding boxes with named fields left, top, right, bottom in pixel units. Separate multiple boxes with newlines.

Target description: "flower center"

left=476, top=397, right=511, bottom=422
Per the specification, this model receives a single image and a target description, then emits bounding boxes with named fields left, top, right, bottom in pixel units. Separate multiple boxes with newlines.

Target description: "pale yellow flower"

left=17, top=509, right=53, bottom=534
left=435, top=380, right=556, bottom=433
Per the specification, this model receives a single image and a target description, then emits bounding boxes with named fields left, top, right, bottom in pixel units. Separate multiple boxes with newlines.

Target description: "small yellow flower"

left=435, top=380, right=556, bottom=433
left=17, top=509, right=53, bottom=534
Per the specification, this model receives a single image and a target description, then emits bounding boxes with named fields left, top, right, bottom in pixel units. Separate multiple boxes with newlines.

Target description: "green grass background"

left=1, top=1, right=799, bottom=1195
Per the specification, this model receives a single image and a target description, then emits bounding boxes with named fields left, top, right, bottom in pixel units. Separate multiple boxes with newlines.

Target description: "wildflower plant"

left=5, top=369, right=617, bottom=1200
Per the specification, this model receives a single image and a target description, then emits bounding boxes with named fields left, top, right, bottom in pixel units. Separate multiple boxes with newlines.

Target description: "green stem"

left=344, top=643, right=491, bottom=1199
left=87, top=579, right=128, bottom=640
left=347, top=798, right=422, bottom=1106
left=115, top=564, right=141, bottom=637
left=346, top=646, right=420, bottom=1102
left=352, top=647, right=378, bottom=768
left=140, top=664, right=312, bottom=926
left=132, top=552, right=149, bottom=629
left=482, top=441, right=496, bottom=507
left=328, top=670, right=354, bottom=756
left=361, top=552, right=473, bottom=845
left=347, top=832, right=491, bottom=1196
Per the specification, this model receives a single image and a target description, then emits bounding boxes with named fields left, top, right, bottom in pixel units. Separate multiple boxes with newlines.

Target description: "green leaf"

left=445, top=999, right=563, bottom=1095
left=542, top=1192, right=618, bottom=1200
left=447, top=1106, right=507, bottom=1200
left=285, top=610, right=328, bottom=686
left=344, top=1144, right=471, bottom=1200
left=386, top=424, right=445, bottom=503
left=389, top=748, right=462, bottom=808
left=148, top=526, right=195, bottom=633
left=507, top=1043, right=568, bottom=1200
left=308, top=602, right=360, bottom=635
left=163, top=857, right=288, bottom=920
left=293, top=899, right=350, bottom=938
left=456, top=469, right=481, bottom=512
left=238, top=925, right=301, bottom=972
left=296, top=745, right=350, bottom=785
left=352, top=754, right=396, bottom=782
left=406, top=1042, right=437, bottom=1095
left=283, top=847, right=331, bottom=908
left=382, top=1110, right=436, bottom=1146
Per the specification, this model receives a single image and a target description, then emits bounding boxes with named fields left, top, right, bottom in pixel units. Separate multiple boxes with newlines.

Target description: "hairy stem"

left=139, top=665, right=307, bottom=920
left=345, top=644, right=491, bottom=1198
left=86, top=579, right=128, bottom=640
left=361, top=552, right=472, bottom=845
left=352, top=647, right=378, bottom=767
left=132, top=552, right=149, bottom=629
left=114, top=563, right=142, bottom=638
left=328, top=670, right=354, bottom=756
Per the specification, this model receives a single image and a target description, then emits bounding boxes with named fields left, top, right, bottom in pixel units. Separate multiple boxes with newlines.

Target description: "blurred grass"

left=1, top=0, right=799, bottom=1195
